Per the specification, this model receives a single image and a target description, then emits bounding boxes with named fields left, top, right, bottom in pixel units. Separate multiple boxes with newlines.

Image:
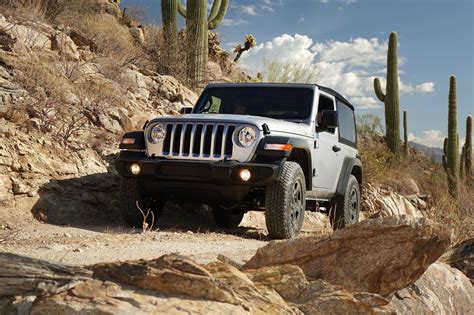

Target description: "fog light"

left=129, top=163, right=141, bottom=175
left=239, top=169, right=251, bottom=181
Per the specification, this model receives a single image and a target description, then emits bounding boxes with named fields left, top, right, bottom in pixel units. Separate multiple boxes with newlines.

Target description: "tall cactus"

left=446, top=75, right=459, bottom=198
left=178, top=0, right=228, bottom=87
left=460, top=145, right=465, bottom=181
left=403, top=110, right=408, bottom=156
left=161, top=0, right=178, bottom=75
left=374, top=32, right=400, bottom=154
left=465, top=115, right=473, bottom=187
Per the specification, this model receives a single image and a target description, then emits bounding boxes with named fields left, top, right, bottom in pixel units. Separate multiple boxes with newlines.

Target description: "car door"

left=313, top=92, right=344, bottom=194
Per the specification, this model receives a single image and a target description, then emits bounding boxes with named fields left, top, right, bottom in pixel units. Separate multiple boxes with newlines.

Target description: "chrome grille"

left=160, top=122, right=236, bottom=159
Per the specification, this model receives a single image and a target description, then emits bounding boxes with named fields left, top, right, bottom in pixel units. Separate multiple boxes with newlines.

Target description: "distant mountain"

left=409, top=142, right=444, bottom=163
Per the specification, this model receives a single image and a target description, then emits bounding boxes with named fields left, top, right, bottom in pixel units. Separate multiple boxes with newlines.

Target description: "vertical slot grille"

left=172, top=124, right=183, bottom=155
left=203, top=125, right=214, bottom=156
left=162, top=124, right=173, bottom=154
left=224, top=125, right=235, bottom=157
left=153, top=122, right=239, bottom=160
left=213, top=125, right=225, bottom=157
left=182, top=124, right=193, bottom=156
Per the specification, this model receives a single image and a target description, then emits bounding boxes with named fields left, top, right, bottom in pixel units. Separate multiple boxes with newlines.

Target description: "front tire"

left=265, top=162, right=306, bottom=239
left=120, top=178, right=163, bottom=229
left=330, top=175, right=360, bottom=230
left=212, top=206, right=245, bottom=228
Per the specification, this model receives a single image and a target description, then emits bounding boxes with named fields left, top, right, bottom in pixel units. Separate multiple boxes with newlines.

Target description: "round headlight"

left=237, top=126, right=257, bottom=148
left=150, top=124, right=166, bottom=143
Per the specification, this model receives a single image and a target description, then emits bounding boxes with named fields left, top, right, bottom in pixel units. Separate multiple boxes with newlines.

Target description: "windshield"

left=193, top=87, right=314, bottom=120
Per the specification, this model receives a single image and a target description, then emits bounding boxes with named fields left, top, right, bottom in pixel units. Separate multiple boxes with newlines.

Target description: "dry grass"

left=359, top=134, right=473, bottom=242
left=0, top=0, right=68, bottom=23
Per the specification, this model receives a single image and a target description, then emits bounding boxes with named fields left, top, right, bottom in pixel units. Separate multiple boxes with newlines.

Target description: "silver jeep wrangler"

left=116, top=83, right=362, bottom=239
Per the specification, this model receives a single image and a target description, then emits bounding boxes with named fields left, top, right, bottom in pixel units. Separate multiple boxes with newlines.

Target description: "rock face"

left=244, top=216, right=451, bottom=295
left=390, top=262, right=474, bottom=314
left=362, top=183, right=424, bottom=217
left=447, top=238, right=474, bottom=283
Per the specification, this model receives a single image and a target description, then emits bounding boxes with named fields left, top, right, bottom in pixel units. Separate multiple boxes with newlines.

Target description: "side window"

left=337, top=101, right=356, bottom=145
left=317, top=94, right=335, bottom=134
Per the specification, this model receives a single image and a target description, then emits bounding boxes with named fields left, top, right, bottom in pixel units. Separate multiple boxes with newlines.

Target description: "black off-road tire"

left=265, top=161, right=306, bottom=239
left=212, top=206, right=245, bottom=228
left=330, top=175, right=360, bottom=230
left=120, top=178, right=163, bottom=229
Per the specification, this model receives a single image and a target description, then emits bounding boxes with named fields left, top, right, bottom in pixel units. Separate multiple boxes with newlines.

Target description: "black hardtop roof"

left=205, top=82, right=354, bottom=110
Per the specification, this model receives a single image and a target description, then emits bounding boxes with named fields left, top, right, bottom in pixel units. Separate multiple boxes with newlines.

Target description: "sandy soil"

left=0, top=206, right=331, bottom=266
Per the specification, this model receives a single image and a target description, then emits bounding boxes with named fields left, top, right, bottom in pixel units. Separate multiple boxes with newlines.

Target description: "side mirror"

left=317, top=110, right=338, bottom=132
left=180, top=107, right=193, bottom=114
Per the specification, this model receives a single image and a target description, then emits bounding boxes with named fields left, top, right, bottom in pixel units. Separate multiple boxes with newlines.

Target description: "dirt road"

left=0, top=206, right=331, bottom=266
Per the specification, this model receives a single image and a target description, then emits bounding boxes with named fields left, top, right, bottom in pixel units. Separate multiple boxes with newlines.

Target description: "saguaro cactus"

left=178, top=0, right=228, bottom=87
left=161, top=0, right=178, bottom=75
left=446, top=75, right=459, bottom=198
left=460, top=145, right=465, bottom=181
left=403, top=110, right=408, bottom=156
left=374, top=32, right=400, bottom=154
left=465, top=115, right=473, bottom=187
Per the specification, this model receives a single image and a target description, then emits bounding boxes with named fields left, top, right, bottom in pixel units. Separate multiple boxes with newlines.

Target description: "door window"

left=337, top=100, right=356, bottom=146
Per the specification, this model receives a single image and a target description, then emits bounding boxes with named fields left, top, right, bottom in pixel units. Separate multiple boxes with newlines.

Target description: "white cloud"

left=241, top=5, right=258, bottom=16
left=221, top=18, right=247, bottom=26
left=409, top=130, right=445, bottom=148
left=238, top=34, right=435, bottom=109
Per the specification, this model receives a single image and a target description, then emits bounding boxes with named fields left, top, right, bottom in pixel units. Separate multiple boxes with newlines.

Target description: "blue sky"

left=121, top=0, right=473, bottom=148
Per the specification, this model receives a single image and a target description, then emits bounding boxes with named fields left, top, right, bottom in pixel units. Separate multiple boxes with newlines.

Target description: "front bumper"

left=115, top=151, right=281, bottom=202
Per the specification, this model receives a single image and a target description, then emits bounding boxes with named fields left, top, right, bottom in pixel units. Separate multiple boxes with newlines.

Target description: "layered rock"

left=244, top=216, right=451, bottom=295
left=390, top=262, right=474, bottom=314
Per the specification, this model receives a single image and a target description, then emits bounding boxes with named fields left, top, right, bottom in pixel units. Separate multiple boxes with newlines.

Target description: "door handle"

left=332, top=145, right=341, bottom=152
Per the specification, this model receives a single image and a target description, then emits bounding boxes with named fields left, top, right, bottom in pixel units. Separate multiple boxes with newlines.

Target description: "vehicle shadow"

left=30, top=173, right=271, bottom=241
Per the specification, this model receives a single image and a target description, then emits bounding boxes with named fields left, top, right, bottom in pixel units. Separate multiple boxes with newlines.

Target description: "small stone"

left=73, top=248, right=83, bottom=253
left=64, top=233, right=72, bottom=238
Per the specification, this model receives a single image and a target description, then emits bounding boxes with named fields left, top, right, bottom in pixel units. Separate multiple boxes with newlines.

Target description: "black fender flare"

left=255, top=136, right=313, bottom=188
left=119, top=131, right=146, bottom=151
left=336, top=157, right=363, bottom=196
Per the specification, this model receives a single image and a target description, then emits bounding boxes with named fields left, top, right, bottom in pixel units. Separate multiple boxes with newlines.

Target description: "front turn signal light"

left=122, top=138, right=135, bottom=144
left=264, top=143, right=293, bottom=151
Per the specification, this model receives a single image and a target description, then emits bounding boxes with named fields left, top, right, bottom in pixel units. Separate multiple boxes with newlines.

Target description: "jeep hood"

left=148, top=114, right=312, bottom=137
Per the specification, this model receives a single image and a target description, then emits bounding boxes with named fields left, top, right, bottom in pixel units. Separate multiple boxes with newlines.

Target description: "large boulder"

left=390, top=262, right=474, bottom=314
left=0, top=17, right=51, bottom=51
left=244, top=216, right=451, bottom=295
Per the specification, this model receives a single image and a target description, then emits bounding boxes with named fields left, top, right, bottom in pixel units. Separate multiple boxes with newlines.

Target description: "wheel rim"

left=290, top=180, right=304, bottom=232
left=349, top=188, right=359, bottom=223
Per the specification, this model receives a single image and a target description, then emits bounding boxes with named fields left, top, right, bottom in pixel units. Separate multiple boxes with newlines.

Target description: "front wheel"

left=265, top=162, right=306, bottom=239
left=120, top=178, right=163, bottom=229
left=329, top=175, right=360, bottom=230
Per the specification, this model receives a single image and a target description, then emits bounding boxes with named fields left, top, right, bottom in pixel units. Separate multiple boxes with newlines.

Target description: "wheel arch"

left=336, top=157, right=363, bottom=196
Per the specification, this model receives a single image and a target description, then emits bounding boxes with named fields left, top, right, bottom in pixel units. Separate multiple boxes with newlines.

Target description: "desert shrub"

left=262, top=58, right=320, bottom=83
left=0, top=0, right=67, bottom=22
left=358, top=134, right=473, bottom=241
left=143, top=25, right=188, bottom=83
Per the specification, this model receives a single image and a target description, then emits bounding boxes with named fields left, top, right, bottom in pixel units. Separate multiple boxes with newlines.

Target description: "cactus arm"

left=403, top=110, right=408, bottom=155
left=374, top=78, right=385, bottom=102
left=208, top=0, right=228, bottom=30
left=465, top=115, right=473, bottom=187
left=177, top=0, right=187, bottom=17
left=208, top=0, right=222, bottom=22
left=442, top=137, right=448, bottom=172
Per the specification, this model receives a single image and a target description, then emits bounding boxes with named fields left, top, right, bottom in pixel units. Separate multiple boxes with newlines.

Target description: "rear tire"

left=265, top=161, right=306, bottom=239
left=120, top=178, right=163, bottom=229
left=212, top=206, right=245, bottom=228
left=330, top=175, right=360, bottom=230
